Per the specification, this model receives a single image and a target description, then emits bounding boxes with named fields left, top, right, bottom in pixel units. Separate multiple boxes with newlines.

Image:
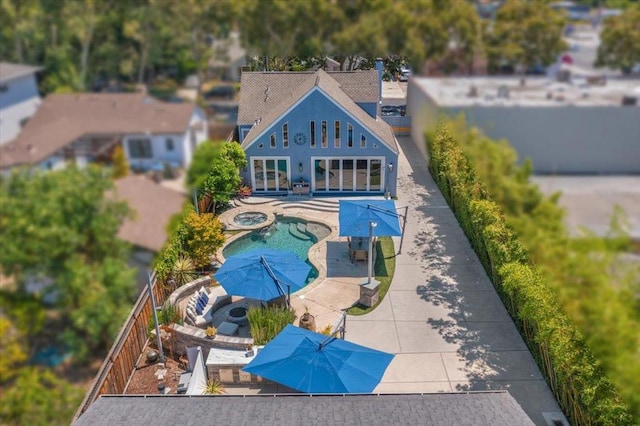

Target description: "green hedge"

left=427, top=123, right=633, bottom=425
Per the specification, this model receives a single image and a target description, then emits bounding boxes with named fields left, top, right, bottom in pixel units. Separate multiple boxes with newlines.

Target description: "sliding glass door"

left=311, top=157, right=386, bottom=192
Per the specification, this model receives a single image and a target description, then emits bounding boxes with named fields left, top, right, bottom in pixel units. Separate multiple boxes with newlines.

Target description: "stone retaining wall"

left=168, top=323, right=253, bottom=355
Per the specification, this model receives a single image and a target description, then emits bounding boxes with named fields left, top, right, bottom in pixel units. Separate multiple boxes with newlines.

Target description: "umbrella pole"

left=367, top=221, right=377, bottom=284
left=260, top=256, right=291, bottom=308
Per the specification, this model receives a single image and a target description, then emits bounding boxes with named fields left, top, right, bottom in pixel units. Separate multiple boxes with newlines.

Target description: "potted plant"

left=205, top=326, right=217, bottom=338
left=237, top=184, right=252, bottom=197
left=245, top=344, right=254, bottom=357
left=299, top=305, right=316, bottom=332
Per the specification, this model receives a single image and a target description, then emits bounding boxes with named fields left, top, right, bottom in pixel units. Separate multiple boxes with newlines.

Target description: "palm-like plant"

left=169, top=255, right=198, bottom=289
left=204, top=380, right=226, bottom=395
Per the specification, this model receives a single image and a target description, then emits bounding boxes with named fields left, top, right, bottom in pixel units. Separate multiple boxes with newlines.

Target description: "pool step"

left=236, top=196, right=340, bottom=213
left=275, top=199, right=340, bottom=212
left=297, top=222, right=316, bottom=240
left=289, top=222, right=312, bottom=241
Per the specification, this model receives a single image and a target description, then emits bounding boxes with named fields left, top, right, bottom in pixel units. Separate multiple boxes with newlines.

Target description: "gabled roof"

left=74, top=392, right=535, bottom=426
left=114, top=175, right=185, bottom=252
left=0, top=62, right=41, bottom=84
left=0, top=93, right=196, bottom=168
left=240, top=69, right=397, bottom=153
left=238, top=69, right=379, bottom=125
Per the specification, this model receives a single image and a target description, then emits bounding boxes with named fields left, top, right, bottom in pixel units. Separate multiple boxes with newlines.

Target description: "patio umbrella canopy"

left=339, top=200, right=402, bottom=237
left=243, top=325, right=394, bottom=393
left=214, top=248, right=311, bottom=302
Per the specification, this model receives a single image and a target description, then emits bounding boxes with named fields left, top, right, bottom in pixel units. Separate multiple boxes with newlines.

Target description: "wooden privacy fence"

left=73, top=273, right=170, bottom=422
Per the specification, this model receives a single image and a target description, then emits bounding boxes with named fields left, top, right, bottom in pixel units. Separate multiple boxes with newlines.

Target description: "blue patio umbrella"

left=338, top=200, right=402, bottom=237
left=243, top=325, right=394, bottom=394
left=339, top=200, right=403, bottom=284
left=214, top=248, right=311, bottom=303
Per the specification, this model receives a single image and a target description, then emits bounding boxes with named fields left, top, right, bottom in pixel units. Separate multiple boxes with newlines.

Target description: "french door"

left=251, top=157, right=290, bottom=192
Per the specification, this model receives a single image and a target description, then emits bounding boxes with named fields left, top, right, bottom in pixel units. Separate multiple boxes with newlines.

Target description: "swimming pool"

left=222, top=216, right=331, bottom=283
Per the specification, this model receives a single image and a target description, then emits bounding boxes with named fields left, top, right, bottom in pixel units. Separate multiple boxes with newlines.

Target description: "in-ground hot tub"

left=234, top=212, right=268, bottom=227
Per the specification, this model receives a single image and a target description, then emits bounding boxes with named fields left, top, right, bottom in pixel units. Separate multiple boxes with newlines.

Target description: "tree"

left=484, top=0, right=568, bottom=73
left=596, top=4, right=640, bottom=73
left=177, top=209, right=224, bottom=268
left=186, top=141, right=223, bottom=191
left=221, top=141, right=247, bottom=171
left=0, top=166, right=136, bottom=358
left=200, top=156, right=242, bottom=211
left=0, top=315, right=26, bottom=383
left=0, top=367, right=85, bottom=425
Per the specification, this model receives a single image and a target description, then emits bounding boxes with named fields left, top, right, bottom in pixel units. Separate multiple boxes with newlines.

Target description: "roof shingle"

left=75, top=392, right=535, bottom=426
left=239, top=69, right=397, bottom=153
left=237, top=70, right=379, bottom=125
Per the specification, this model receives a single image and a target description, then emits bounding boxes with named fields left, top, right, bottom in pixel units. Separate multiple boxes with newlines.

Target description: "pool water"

left=223, top=217, right=330, bottom=283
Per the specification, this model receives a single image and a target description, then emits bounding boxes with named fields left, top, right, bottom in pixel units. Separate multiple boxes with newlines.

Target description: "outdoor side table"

left=217, top=321, right=239, bottom=336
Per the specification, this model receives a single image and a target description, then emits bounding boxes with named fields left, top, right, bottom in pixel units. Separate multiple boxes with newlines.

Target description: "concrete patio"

left=215, top=135, right=565, bottom=425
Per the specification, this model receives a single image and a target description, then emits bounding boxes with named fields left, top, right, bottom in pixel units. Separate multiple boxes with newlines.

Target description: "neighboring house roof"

left=239, top=69, right=397, bottom=153
left=238, top=69, right=379, bottom=125
left=114, top=175, right=185, bottom=252
left=0, top=62, right=41, bottom=84
left=74, top=392, right=535, bottom=426
left=0, top=92, right=196, bottom=168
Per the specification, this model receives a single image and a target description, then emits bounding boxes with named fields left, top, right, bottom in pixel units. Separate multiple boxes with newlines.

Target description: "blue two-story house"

left=236, top=66, right=398, bottom=197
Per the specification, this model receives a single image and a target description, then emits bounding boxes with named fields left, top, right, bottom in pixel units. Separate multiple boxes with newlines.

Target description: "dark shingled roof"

left=74, top=392, right=535, bottom=426
left=238, top=69, right=379, bottom=125
left=0, top=93, right=195, bottom=168
left=238, top=69, right=397, bottom=154
left=0, top=62, right=41, bottom=84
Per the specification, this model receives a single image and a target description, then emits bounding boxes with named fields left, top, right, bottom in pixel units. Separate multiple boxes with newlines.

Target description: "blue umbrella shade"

left=243, top=325, right=394, bottom=393
left=214, top=248, right=311, bottom=301
left=339, top=200, right=402, bottom=237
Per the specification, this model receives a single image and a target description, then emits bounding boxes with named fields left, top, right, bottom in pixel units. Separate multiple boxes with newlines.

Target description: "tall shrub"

left=247, top=306, right=296, bottom=345
left=426, top=122, right=634, bottom=425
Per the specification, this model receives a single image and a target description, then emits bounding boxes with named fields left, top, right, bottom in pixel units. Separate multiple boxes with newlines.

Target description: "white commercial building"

left=408, top=76, right=640, bottom=174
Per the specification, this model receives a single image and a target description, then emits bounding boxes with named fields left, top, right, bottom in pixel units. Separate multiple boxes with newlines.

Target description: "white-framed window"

left=321, top=121, right=327, bottom=148
left=282, top=123, right=289, bottom=148
left=347, top=123, right=353, bottom=147
left=165, top=138, right=174, bottom=151
left=360, top=134, right=367, bottom=148
left=310, top=121, right=316, bottom=148
left=241, top=128, right=250, bottom=141
left=128, top=138, right=153, bottom=158
left=258, top=143, right=264, bottom=149
left=270, top=132, right=276, bottom=148
left=334, top=121, right=340, bottom=148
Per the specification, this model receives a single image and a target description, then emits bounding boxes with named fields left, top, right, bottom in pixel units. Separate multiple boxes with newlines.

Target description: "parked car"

left=203, top=85, right=235, bottom=99
left=381, top=105, right=401, bottom=116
